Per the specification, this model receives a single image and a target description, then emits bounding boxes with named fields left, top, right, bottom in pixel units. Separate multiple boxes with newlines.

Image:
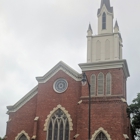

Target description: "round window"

left=53, top=78, right=68, bottom=93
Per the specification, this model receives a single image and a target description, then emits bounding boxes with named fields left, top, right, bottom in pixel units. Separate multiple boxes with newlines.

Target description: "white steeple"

left=86, top=0, right=123, bottom=63
left=97, top=0, right=114, bottom=34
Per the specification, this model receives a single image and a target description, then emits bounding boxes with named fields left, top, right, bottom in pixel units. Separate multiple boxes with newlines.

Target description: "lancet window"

left=90, top=74, right=96, bottom=95
left=106, top=73, right=111, bottom=95
left=98, top=73, right=104, bottom=95
left=19, top=135, right=27, bottom=140
left=47, top=109, right=69, bottom=140
left=95, top=132, right=108, bottom=140
left=102, top=12, right=106, bottom=29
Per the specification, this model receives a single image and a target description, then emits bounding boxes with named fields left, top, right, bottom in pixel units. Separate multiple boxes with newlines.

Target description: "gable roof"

left=7, top=86, right=38, bottom=114
left=7, top=61, right=81, bottom=114
left=97, top=0, right=113, bottom=15
left=36, top=61, right=81, bottom=83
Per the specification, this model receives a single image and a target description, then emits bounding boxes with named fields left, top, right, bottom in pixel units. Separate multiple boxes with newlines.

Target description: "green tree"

left=0, top=137, right=3, bottom=140
left=127, top=93, right=140, bottom=139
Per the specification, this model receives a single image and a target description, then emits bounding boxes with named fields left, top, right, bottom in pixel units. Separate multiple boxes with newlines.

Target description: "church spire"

left=100, top=0, right=110, bottom=8
left=87, top=23, right=93, bottom=36
left=114, top=20, right=119, bottom=32
left=97, top=0, right=113, bottom=15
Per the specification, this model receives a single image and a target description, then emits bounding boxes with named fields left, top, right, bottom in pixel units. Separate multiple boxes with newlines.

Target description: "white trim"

left=91, top=127, right=111, bottom=140
left=34, top=117, right=39, bottom=121
left=44, top=104, right=73, bottom=131
left=36, top=61, right=81, bottom=83
left=123, top=134, right=129, bottom=139
left=97, top=4, right=114, bottom=17
left=73, top=134, right=79, bottom=139
left=32, top=135, right=36, bottom=139
left=121, top=98, right=127, bottom=103
left=15, top=130, right=30, bottom=140
left=7, top=119, right=11, bottom=123
left=79, top=59, right=130, bottom=78
left=7, top=86, right=38, bottom=114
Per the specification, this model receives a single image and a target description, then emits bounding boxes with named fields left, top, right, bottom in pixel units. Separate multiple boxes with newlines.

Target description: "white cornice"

left=92, top=32, right=120, bottom=38
left=79, top=59, right=130, bottom=78
left=36, top=61, right=81, bottom=83
left=7, top=86, right=38, bottom=114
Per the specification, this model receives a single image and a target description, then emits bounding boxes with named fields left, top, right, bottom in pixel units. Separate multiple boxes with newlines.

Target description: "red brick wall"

left=6, top=95, right=37, bottom=140
left=77, top=99, right=129, bottom=140
left=35, top=70, right=81, bottom=140
left=5, top=69, right=132, bottom=140
left=82, top=68, right=126, bottom=98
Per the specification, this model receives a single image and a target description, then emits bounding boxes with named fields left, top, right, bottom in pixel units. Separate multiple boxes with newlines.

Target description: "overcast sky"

left=0, top=0, right=140, bottom=137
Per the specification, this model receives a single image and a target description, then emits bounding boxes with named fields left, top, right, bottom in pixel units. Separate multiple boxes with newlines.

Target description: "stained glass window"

left=95, top=132, right=108, bottom=140
left=19, top=135, right=27, bottom=140
left=48, top=109, right=69, bottom=140
left=102, top=12, right=106, bottom=29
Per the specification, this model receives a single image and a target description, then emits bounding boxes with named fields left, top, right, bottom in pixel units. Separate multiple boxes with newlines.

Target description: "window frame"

left=106, top=73, right=112, bottom=95
left=47, top=109, right=70, bottom=140
left=90, top=74, right=96, bottom=95
left=97, top=73, right=104, bottom=95
left=102, top=12, right=106, bottom=30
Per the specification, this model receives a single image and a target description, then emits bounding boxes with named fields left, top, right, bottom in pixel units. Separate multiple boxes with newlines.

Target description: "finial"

left=114, top=20, right=119, bottom=33
left=87, top=23, right=93, bottom=36
left=88, top=23, right=92, bottom=31
left=114, top=20, right=119, bottom=28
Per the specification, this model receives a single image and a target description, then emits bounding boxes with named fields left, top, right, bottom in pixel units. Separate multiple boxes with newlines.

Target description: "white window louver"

left=106, top=73, right=111, bottom=95
left=98, top=73, right=104, bottom=95
left=90, top=74, right=96, bottom=95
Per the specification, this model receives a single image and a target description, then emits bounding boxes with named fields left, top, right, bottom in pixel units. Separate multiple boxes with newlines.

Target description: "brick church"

left=5, top=0, right=133, bottom=140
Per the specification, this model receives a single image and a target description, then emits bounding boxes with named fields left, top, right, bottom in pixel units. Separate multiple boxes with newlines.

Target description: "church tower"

left=87, top=0, right=123, bottom=63
left=79, top=0, right=133, bottom=139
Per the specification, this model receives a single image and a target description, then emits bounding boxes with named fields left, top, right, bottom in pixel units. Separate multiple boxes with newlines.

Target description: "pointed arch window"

left=19, top=135, right=28, bottom=140
left=95, top=132, right=108, bottom=140
left=106, top=73, right=111, bottom=95
left=47, top=109, right=69, bottom=140
left=102, top=12, right=106, bottom=29
left=90, top=74, right=96, bottom=95
left=98, top=73, right=104, bottom=95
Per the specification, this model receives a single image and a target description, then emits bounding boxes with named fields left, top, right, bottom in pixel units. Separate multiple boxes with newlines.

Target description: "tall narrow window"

left=19, top=135, right=27, bottom=140
left=105, top=40, right=110, bottom=60
left=102, top=12, right=106, bottom=29
left=98, top=73, right=104, bottom=95
left=90, top=74, right=96, bottom=95
left=96, top=41, right=101, bottom=60
left=106, top=73, right=111, bottom=95
left=48, top=109, right=69, bottom=140
left=95, top=132, right=108, bottom=140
